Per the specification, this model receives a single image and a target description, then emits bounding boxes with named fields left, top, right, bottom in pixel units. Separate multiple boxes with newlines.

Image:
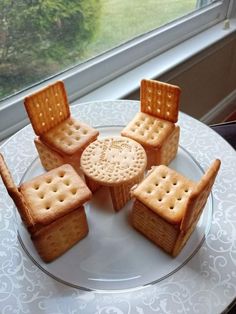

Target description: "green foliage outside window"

left=0, top=0, right=101, bottom=99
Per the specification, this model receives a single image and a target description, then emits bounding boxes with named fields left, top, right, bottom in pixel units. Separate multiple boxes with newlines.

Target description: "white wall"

left=127, top=33, right=236, bottom=124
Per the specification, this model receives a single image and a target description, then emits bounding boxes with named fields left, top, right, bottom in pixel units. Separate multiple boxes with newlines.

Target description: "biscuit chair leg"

left=160, top=125, right=180, bottom=166
left=145, top=147, right=161, bottom=170
left=110, top=174, right=145, bottom=211
left=32, top=207, right=89, bottom=263
left=109, top=183, right=131, bottom=211
left=144, top=126, right=180, bottom=169
left=34, top=138, right=64, bottom=171
left=172, top=203, right=203, bottom=257
left=84, top=175, right=101, bottom=193
left=132, top=200, right=179, bottom=254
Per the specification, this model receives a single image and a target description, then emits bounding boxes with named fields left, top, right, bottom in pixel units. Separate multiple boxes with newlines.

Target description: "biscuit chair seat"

left=121, top=79, right=181, bottom=169
left=131, top=159, right=221, bottom=256
left=0, top=153, right=92, bottom=262
left=24, top=81, right=99, bottom=172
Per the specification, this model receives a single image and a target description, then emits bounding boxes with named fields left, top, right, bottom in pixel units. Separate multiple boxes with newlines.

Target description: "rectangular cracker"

left=140, top=79, right=181, bottom=123
left=132, top=165, right=195, bottom=225
left=121, top=112, right=174, bottom=148
left=160, top=125, right=180, bottom=165
left=0, top=153, right=34, bottom=227
left=32, top=206, right=88, bottom=262
left=34, top=137, right=64, bottom=171
left=20, top=164, right=92, bottom=225
left=180, top=159, right=221, bottom=232
left=41, top=117, right=99, bottom=156
left=132, top=199, right=179, bottom=254
left=24, top=81, right=70, bottom=136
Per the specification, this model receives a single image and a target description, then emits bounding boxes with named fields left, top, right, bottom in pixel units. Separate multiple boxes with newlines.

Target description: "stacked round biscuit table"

left=80, top=136, right=147, bottom=211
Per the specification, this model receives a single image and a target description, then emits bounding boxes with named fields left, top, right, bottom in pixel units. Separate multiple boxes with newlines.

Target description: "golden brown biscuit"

left=32, top=206, right=88, bottom=262
left=81, top=136, right=147, bottom=211
left=81, top=137, right=147, bottom=186
left=34, top=137, right=64, bottom=171
left=41, top=117, right=99, bottom=156
left=20, top=164, right=92, bottom=225
left=180, top=159, right=221, bottom=232
left=140, top=79, right=181, bottom=123
left=0, top=153, right=92, bottom=262
left=121, top=79, right=181, bottom=168
left=132, top=199, right=179, bottom=254
left=131, top=159, right=221, bottom=256
left=24, top=81, right=99, bottom=172
left=121, top=112, right=174, bottom=148
left=0, top=153, right=34, bottom=227
left=24, top=81, right=70, bottom=136
left=132, top=165, right=195, bottom=224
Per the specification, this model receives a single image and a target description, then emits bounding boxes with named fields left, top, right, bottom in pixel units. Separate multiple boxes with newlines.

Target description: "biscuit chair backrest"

left=24, top=81, right=70, bottom=136
left=181, top=159, right=221, bottom=232
left=140, top=79, right=181, bottom=123
left=0, top=153, right=34, bottom=227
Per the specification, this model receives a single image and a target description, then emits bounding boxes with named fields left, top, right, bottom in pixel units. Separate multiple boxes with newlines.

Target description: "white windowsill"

left=77, top=18, right=236, bottom=104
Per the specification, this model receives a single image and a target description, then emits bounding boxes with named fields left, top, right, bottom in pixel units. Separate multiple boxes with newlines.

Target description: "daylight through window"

left=0, top=0, right=214, bottom=102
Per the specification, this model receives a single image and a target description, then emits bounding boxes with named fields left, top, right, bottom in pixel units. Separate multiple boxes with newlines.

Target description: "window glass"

left=0, top=0, right=214, bottom=102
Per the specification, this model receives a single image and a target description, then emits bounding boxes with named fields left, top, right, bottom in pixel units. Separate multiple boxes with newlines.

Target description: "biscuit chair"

left=24, top=81, right=99, bottom=172
left=0, top=153, right=92, bottom=262
left=131, top=159, right=221, bottom=256
left=121, top=79, right=181, bottom=169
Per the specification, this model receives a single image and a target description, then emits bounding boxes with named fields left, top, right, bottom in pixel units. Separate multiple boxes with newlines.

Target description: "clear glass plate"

left=18, top=126, right=212, bottom=291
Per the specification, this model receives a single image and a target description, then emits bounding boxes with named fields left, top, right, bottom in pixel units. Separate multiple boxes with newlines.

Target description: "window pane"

left=0, top=0, right=215, bottom=101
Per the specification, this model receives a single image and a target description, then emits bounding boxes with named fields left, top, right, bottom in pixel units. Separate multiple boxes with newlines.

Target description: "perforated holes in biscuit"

left=39, top=192, right=45, bottom=200
left=45, top=203, right=51, bottom=210
left=46, top=177, right=52, bottom=184
left=67, top=130, right=73, bottom=136
left=52, top=185, right=58, bottom=193
left=71, top=188, right=77, bottom=195
left=63, top=179, right=70, bottom=187
left=34, top=183, right=40, bottom=190
left=58, top=171, right=65, bottom=178
left=58, top=195, right=65, bottom=203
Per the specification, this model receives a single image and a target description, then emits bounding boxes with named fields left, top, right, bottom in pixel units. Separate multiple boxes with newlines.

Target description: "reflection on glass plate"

left=18, top=126, right=212, bottom=291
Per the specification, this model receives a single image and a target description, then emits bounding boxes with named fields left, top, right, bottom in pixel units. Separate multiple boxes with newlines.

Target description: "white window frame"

left=0, top=0, right=235, bottom=140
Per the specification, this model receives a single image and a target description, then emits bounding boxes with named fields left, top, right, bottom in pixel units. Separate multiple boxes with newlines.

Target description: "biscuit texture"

left=41, top=117, right=99, bottom=156
left=20, top=164, right=92, bottom=225
left=32, top=206, right=88, bottom=262
left=140, top=79, right=181, bottom=123
left=132, top=200, right=179, bottom=254
left=24, top=81, right=99, bottom=171
left=81, top=137, right=147, bottom=186
left=0, top=153, right=34, bottom=227
left=131, top=159, right=221, bottom=256
left=121, top=112, right=174, bottom=148
left=34, top=137, right=64, bottom=171
left=132, top=165, right=195, bottom=224
left=24, top=81, right=70, bottom=136
left=180, top=159, right=221, bottom=232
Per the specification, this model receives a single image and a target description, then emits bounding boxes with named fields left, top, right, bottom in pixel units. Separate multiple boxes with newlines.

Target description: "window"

left=0, top=0, right=235, bottom=140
